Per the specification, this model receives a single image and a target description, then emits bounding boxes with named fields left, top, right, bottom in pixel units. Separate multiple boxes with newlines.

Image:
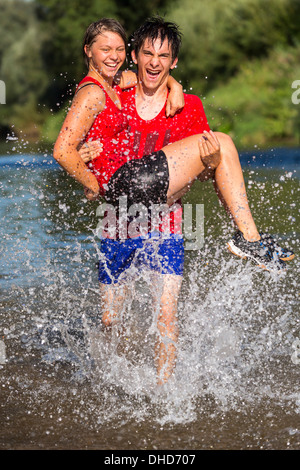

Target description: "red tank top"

left=78, top=77, right=135, bottom=195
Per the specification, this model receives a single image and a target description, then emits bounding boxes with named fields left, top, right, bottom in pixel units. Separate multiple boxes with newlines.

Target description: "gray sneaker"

left=227, top=231, right=288, bottom=271
left=258, top=233, right=294, bottom=261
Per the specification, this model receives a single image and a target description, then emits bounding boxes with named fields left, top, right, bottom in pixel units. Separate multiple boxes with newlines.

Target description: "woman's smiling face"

left=85, top=31, right=126, bottom=80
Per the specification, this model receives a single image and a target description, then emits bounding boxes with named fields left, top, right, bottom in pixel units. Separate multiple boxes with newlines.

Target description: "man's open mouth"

left=146, top=69, right=161, bottom=78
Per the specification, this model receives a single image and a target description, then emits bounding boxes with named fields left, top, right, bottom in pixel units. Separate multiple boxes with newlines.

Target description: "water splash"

left=0, top=150, right=299, bottom=447
left=6, top=245, right=296, bottom=428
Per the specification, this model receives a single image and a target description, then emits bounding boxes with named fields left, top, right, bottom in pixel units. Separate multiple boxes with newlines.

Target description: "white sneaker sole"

left=227, top=241, right=275, bottom=272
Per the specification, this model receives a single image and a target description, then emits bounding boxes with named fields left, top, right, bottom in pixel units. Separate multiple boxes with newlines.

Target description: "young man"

left=83, top=20, right=212, bottom=385
left=82, top=17, right=294, bottom=385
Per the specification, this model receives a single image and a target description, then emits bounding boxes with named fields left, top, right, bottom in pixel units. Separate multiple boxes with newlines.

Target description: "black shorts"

left=105, top=150, right=169, bottom=208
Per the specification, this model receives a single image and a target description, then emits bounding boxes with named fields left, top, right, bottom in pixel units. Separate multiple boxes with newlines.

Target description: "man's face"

left=132, top=37, right=178, bottom=92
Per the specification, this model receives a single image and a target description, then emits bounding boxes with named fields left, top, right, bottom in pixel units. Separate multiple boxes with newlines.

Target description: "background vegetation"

left=0, top=0, right=300, bottom=149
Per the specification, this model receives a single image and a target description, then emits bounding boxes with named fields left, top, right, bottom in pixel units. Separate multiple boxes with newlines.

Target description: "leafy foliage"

left=168, top=0, right=300, bottom=92
left=0, top=0, right=300, bottom=147
left=204, top=45, right=300, bottom=147
left=0, top=0, right=48, bottom=137
left=167, top=0, right=300, bottom=146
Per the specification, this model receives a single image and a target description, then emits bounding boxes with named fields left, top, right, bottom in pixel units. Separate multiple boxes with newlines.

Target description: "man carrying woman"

left=53, top=17, right=294, bottom=384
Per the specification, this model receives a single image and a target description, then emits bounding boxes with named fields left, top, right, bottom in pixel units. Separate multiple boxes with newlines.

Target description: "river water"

left=0, top=143, right=299, bottom=450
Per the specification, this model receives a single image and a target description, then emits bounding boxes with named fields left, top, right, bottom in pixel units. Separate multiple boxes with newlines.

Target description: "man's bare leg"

left=100, top=282, right=127, bottom=328
left=150, top=273, right=182, bottom=385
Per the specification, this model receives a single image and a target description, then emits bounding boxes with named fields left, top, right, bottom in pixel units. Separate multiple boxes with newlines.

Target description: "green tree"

left=36, top=0, right=117, bottom=81
left=165, top=0, right=300, bottom=147
left=205, top=45, right=300, bottom=147
left=167, top=0, right=300, bottom=94
left=0, top=0, right=48, bottom=138
left=114, top=0, right=171, bottom=36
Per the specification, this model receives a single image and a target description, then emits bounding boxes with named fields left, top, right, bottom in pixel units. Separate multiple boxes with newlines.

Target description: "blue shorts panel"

left=98, top=233, right=184, bottom=284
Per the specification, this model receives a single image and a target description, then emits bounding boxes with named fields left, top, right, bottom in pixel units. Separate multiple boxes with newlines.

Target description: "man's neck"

left=135, top=81, right=168, bottom=120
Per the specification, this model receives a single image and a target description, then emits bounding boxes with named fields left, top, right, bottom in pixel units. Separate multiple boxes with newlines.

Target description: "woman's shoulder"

left=74, top=77, right=106, bottom=112
left=76, top=76, right=105, bottom=96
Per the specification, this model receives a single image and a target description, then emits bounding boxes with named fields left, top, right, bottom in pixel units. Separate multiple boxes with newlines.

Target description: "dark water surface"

left=0, top=146, right=299, bottom=450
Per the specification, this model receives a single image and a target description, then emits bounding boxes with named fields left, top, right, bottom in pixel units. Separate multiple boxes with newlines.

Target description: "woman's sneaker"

left=258, top=232, right=295, bottom=261
left=227, top=231, right=290, bottom=271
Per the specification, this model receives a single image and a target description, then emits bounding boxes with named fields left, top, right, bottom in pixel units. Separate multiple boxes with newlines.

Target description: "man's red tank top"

left=77, top=77, right=135, bottom=195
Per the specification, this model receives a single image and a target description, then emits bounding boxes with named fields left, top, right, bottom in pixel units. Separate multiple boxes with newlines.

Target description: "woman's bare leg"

left=163, top=131, right=260, bottom=242
left=213, top=133, right=260, bottom=241
left=164, top=134, right=209, bottom=201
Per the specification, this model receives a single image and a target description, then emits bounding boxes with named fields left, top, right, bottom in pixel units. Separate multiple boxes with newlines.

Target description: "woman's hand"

left=198, top=130, right=221, bottom=170
left=166, top=77, right=185, bottom=117
left=78, top=140, right=103, bottom=163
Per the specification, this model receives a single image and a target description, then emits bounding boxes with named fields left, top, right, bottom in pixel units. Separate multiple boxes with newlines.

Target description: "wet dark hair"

left=131, top=16, right=182, bottom=61
left=83, top=18, right=127, bottom=68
